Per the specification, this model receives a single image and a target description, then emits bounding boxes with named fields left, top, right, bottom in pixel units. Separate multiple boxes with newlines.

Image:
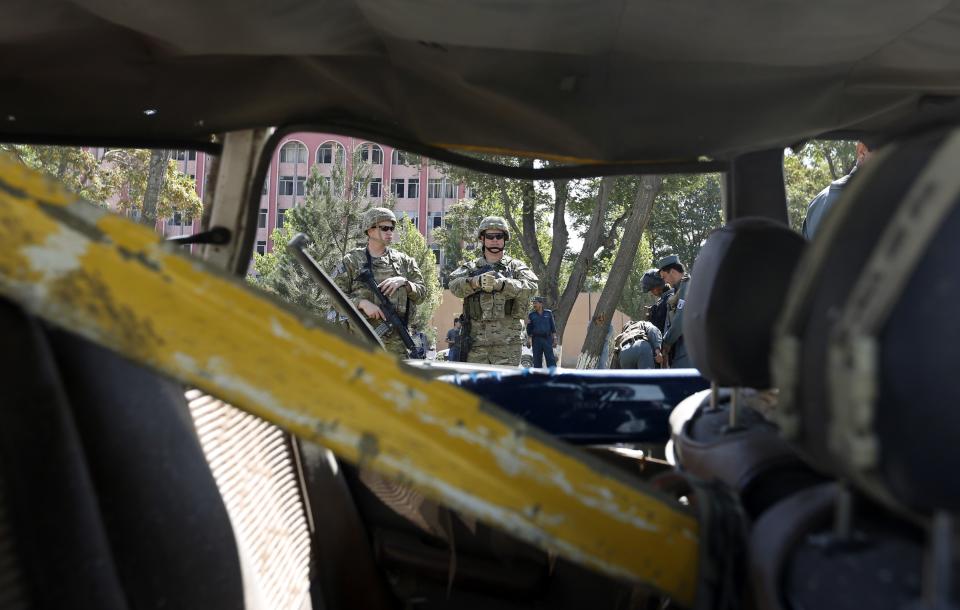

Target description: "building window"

left=258, top=208, right=267, bottom=229
left=359, top=143, right=383, bottom=165
left=431, top=247, right=441, bottom=264
left=443, top=181, right=456, bottom=198
left=262, top=178, right=269, bottom=195
left=466, top=186, right=478, bottom=199
left=173, top=150, right=196, bottom=161
left=429, top=211, right=443, bottom=229
left=317, top=141, right=344, bottom=165
left=279, top=176, right=294, bottom=196
left=256, top=240, right=267, bottom=255
left=407, top=178, right=419, bottom=199
left=392, top=178, right=405, bottom=198
left=279, top=141, right=308, bottom=164
left=167, top=211, right=190, bottom=226
left=277, top=208, right=287, bottom=228
left=278, top=175, right=306, bottom=196
left=404, top=214, right=419, bottom=229
left=369, top=178, right=382, bottom=198
left=392, top=150, right=420, bottom=166
left=428, top=178, right=442, bottom=198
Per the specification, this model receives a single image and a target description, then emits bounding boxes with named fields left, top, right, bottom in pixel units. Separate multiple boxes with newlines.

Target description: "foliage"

left=392, top=216, right=442, bottom=342
left=0, top=144, right=117, bottom=204
left=435, top=163, right=540, bottom=266
left=616, top=234, right=656, bottom=320
left=647, top=173, right=724, bottom=266
left=0, top=144, right=202, bottom=223
left=783, top=141, right=856, bottom=232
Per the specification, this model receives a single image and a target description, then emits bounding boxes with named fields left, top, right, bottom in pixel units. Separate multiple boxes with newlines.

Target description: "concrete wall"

left=428, top=290, right=632, bottom=367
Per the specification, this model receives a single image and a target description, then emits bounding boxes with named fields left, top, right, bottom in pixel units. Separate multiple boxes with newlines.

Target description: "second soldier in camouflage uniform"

left=331, top=207, right=426, bottom=358
left=449, top=216, right=538, bottom=365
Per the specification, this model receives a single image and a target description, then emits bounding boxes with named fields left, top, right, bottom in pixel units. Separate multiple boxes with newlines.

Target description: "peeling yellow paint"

left=0, top=153, right=700, bottom=604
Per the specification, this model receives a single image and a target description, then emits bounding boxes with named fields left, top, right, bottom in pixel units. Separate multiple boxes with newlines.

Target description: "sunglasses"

left=483, top=232, right=505, bottom=240
left=377, top=225, right=396, bottom=232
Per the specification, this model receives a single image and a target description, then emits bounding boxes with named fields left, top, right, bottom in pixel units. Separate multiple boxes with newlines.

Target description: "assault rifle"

left=454, top=264, right=497, bottom=362
left=356, top=266, right=426, bottom=359
left=287, top=233, right=385, bottom=351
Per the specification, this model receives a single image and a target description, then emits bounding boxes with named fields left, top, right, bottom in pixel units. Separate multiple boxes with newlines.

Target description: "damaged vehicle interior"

left=4, top=1, right=960, bottom=609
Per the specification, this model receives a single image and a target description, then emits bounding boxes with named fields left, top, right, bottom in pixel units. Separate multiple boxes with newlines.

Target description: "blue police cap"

left=657, top=254, right=681, bottom=270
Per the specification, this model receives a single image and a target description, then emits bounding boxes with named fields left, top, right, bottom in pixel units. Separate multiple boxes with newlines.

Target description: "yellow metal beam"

left=0, top=153, right=699, bottom=604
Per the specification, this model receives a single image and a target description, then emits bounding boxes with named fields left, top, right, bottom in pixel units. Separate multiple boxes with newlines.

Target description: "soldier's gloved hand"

left=479, top=271, right=501, bottom=292
left=378, top=276, right=409, bottom=297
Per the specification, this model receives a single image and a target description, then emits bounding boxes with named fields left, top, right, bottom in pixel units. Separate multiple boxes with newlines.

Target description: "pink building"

left=254, top=133, right=469, bottom=269
left=95, top=133, right=469, bottom=267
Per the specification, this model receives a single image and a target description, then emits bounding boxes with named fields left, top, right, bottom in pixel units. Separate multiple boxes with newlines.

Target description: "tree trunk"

left=142, top=149, right=172, bottom=225
left=576, top=175, right=664, bottom=369
left=554, top=176, right=617, bottom=340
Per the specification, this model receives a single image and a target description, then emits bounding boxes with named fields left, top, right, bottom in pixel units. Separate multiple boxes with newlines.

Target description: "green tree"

left=616, top=234, right=655, bottom=321
left=576, top=175, right=664, bottom=368
left=783, top=141, right=856, bottom=232
left=0, top=145, right=201, bottom=225
left=647, top=173, right=724, bottom=266
left=392, top=216, right=442, bottom=343
left=0, top=145, right=118, bottom=204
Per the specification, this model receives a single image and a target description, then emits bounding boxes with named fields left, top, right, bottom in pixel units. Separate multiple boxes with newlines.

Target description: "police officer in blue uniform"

left=526, top=296, right=557, bottom=368
left=802, top=141, right=872, bottom=240
left=641, top=269, right=673, bottom=333
left=658, top=254, right=692, bottom=368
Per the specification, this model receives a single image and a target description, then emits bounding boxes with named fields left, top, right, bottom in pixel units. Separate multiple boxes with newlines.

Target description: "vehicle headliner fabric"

left=3, top=0, right=960, bottom=162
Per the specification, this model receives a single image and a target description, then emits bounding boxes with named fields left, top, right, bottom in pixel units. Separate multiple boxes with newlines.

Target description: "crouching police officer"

left=449, top=216, right=538, bottom=365
left=611, top=320, right=663, bottom=369
left=657, top=253, right=691, bottom=368
left=331, top=207, right=426, bottom=358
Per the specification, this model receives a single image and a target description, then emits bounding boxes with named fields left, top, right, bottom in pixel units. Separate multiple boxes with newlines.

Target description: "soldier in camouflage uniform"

left=331, top=207, right=426, bottom=358
left=448, top=216, right=538, bottom=365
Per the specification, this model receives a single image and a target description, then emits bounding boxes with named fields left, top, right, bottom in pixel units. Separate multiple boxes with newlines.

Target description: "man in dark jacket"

left=641, top=269, right=673, bottom=333
left=658, top=254, right=692, bottom=368
left=802, top=141, right=872, bottom=240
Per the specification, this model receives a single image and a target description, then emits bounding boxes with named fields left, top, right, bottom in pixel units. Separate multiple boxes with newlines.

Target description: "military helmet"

left=477, top=216, right=509, bottom=239
left=362, top=207, right=396, bottom=230
left=640, top=269, right=666, bottom=292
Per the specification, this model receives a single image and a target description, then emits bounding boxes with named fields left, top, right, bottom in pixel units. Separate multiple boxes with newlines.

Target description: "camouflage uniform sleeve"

left=448, top=262, right=479, bottom=298
left=500, top=260, right=538, bottom=300
left=401, top=254, right=427, bottom=305
left=662, top=278, right=688, bottom=348
left=332, top=253, right=360, bottom=306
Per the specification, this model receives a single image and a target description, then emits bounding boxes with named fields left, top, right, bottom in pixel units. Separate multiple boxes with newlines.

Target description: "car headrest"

left=685, top=217, right=805, bottom=388
left=773, top=127, right=960, bottom=514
